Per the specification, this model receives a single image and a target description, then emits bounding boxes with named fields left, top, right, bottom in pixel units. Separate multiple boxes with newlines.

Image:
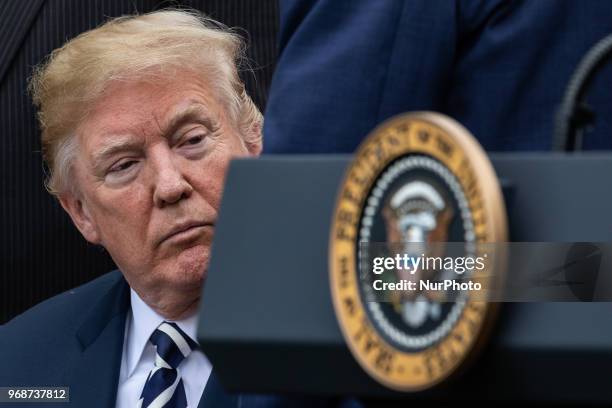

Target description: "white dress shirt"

left=115, top=289, right=212, bottom=408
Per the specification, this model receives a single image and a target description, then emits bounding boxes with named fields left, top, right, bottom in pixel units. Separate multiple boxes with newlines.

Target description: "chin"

left=167, top=244, right=209, bottom=289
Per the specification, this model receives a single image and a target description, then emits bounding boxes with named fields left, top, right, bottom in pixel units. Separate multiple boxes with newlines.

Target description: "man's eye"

left=109, top=160, right=137, bottom=173
left=183, top=135, right=205, bottom=146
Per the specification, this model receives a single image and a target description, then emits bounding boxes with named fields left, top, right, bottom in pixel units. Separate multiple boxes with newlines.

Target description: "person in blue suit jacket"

left=264, top=0, right=612, bottom=153
left=0, top=10, right=357, bottom=408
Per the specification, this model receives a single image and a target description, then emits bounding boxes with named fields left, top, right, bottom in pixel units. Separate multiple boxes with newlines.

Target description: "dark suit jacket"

left=0, top=270, right=359, bottom=407
left=263, top=0, right=612, bottom=154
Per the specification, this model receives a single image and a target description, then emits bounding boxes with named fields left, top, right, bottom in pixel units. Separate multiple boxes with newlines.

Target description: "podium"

left=197, top=154, right=612, bottom=404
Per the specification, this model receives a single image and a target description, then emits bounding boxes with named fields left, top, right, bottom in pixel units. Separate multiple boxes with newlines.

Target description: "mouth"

left=158, top=221, right=214, bottom=247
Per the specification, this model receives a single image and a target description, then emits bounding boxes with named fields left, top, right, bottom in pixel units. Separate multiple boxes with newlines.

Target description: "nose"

left=151, top=149, right=193, bottom=208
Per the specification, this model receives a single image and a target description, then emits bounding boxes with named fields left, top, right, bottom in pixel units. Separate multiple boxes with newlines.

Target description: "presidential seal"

left=329, top=112, right=507, bottom=391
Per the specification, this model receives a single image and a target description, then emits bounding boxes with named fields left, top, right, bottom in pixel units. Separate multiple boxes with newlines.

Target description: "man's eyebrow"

left=91, top=137, right=142, bottom=170
left=163, top=104, right=218, bottom=138
left=91, top=104, right=217, bottom=170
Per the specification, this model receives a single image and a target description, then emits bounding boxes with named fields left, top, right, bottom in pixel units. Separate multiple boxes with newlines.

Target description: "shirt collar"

left=126, top=289, right=200, bottom=378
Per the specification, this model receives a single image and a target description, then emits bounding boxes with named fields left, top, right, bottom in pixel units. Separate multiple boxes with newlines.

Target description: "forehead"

left=77, top=72, right=225, bottom=142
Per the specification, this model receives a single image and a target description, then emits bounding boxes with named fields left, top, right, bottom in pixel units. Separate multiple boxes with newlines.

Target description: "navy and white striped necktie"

left=139, top=321, right=197, bottom=408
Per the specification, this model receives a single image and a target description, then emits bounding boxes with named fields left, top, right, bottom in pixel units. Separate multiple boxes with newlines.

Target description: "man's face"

left=61, top=71, right=259, bottom=313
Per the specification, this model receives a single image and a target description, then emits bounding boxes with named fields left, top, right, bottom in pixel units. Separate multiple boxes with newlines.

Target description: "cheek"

left=189, top=141, right=244, bottom=210
left=88, top=186, right=152, bottom=243
left=190, top=157, right=229, bottom=211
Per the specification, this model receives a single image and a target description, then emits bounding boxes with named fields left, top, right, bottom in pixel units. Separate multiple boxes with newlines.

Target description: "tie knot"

left=149, top=321, right=196, bottom=369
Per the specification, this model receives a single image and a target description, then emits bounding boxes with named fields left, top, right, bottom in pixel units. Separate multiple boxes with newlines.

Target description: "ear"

left=58, top=192, right=101, bottom=244
left=245, top=121, right=263, bottom=156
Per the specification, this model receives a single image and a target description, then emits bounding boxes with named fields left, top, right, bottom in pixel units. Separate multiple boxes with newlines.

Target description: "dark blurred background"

left=0, top=0, right=278, bottom=323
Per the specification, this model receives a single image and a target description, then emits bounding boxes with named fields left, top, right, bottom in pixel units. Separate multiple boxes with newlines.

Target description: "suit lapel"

left=0, top=0, right=45, bottom=84
left=197, top=370, right=239, bottom=408
left=65, top=272, right=130, bottom=408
